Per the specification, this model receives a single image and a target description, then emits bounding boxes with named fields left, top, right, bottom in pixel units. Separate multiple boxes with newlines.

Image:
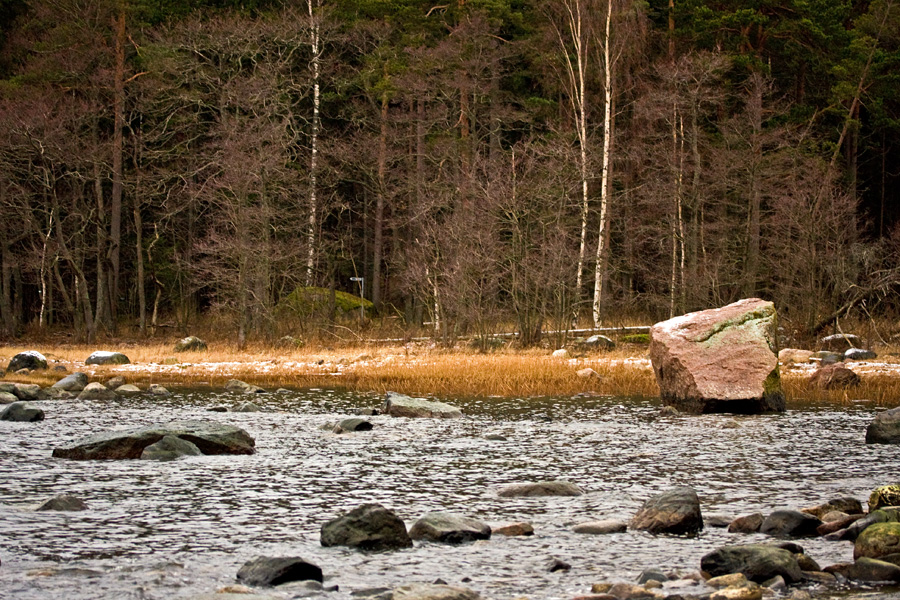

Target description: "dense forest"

left=0, top=0, right=898, bottom=346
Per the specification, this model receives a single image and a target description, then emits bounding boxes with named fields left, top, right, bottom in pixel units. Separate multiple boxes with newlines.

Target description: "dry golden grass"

left=1, top=340, right=899, bottom=406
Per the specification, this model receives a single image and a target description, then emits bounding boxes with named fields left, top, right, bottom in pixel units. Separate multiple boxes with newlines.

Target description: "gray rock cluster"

left=52, top=420, right=255, bottom=460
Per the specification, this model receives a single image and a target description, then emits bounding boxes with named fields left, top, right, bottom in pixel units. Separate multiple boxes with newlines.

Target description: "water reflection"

left=0, top=390, right=895, bottom=599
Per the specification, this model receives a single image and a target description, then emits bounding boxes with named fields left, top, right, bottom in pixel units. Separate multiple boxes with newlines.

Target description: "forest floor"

left=2, top=339, right=900, bottom=407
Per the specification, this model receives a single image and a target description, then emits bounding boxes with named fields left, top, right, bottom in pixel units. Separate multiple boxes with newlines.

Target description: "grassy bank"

left=2, top=341, right=899, bottom=407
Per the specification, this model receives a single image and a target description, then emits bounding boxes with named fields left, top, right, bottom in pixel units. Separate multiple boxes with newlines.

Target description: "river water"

left=0, top=390, right=897, bottom=600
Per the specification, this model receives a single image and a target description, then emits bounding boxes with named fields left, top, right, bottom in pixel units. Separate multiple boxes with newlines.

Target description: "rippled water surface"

left=0, top=390, right=897, bottom=600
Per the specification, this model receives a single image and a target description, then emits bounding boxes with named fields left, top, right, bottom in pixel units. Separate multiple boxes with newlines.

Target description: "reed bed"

left=1, top=342, right=899, bottom=407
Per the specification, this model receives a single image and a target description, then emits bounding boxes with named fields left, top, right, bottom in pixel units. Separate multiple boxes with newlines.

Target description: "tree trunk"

left=93, top=160, right=110, bottom=336
left=134, top=122, right=146, bottom=335
left=373, top=92, right=387, bottom=309
left=592, top=0, right=614, bottom=328
left=0, top=238, right=13, bottom=337
left=305, top=0, right=321, bottom=287
left=744, top=73, right=762, bottom=297
left=54, top=200, right=95, bottom=342
left=109, top=5, right=126, bottom=331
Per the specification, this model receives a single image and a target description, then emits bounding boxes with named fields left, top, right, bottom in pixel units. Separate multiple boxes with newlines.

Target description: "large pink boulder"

left=649, top=298, right=784, bottom=414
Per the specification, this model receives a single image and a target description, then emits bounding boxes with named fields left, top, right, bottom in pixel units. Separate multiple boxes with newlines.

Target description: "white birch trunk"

left=551, top=0, right=590, bottom=300
left=305, top=0, right=321, bottom=287
left=592, top=0, right=613, bottom=328
left=38, top=213, right=53, bottom=328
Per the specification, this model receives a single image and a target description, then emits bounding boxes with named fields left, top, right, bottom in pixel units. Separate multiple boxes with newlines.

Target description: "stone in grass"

left=174, top=336, right=208, bottom=352
left=382, top=391, right=462, bottom=419
left=85, top=351, right=130, bottom=366
left=631, top=486, right=703, bottom=535
left=36, top=494, right=88, bottom=512
left=845, top=348, right=877, bottom=361
left=498, top=480, right=584, bottom=497
left=320, top=503, right=412, bottom=551
left=105, top=376, right=126, bottom=389
left=0, top=401, right=44, bottom=422
left=408, top=512, right=491, bottom=544
left=236, top=556, right=322, bottom=587
left=140, top=435, right=203, bottom=461
left=6, top=351, right=48, bottom=372
left=820, top=333, right=861, bottom=351
left=808, top=363, right=860, bottom=390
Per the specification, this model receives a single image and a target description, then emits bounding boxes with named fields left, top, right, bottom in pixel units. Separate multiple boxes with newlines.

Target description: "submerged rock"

left=36, top=494, right=88, bottom=512
left=391, top=583, right=481, bottom=600
left=52, top=420, right=255, bottom=460
left=320, top=503, right=412, bottom=551
left=382, top=391, right=462, bottom=419
left=236, top=556, right=322, bottom=587
left=759, top=510, right=822, bottom=538
left=336, top=418, right=373, bottom=432
left=649, top=298, right=784, bottom=414
left=573, top=520, right=628, bottom=535
left=491, top=522, right=534, bottom=536
left=631, top=486, right=703, bottom=535
left=234, top=402, right=263, bottom=413
left=85, top=351, right=130, bottom=366
left=140, top=435, right=203, bottom=461
left=701, top=545, right=803, bottom=584
left=497, top=480, right=584, bottom=497
left=0, top=401, right=45, bottom=422
left=408, top=512, right=491, bottom=544
left=6, top=350, right=48, bottom=372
